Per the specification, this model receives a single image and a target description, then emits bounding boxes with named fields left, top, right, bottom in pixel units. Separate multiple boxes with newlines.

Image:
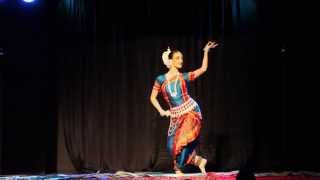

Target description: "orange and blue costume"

left=153, top=71, right=202, bottom=171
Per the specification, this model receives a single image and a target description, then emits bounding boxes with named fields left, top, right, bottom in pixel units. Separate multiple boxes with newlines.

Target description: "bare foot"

left=175, top=170, right=184, bottom=176
left=199, top=158, right=207, bottom=174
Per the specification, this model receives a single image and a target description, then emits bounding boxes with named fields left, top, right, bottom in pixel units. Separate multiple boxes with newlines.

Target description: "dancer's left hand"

left=203, top=41, right=218, bottom=52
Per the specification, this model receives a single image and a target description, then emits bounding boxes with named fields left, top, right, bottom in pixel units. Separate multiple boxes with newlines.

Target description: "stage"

left=1, top=171, right=319, bottom=180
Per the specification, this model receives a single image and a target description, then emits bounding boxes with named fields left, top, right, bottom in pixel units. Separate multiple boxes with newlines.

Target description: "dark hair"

left=168, top=49, right=181, bottom=59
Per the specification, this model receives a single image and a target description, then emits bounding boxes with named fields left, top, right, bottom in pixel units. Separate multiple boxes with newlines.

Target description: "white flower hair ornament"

left=162, top=47, right=171, bottom=68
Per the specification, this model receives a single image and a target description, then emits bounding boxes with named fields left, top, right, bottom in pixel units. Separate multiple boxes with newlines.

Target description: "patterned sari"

left=153, top=71, right=202, bottom=171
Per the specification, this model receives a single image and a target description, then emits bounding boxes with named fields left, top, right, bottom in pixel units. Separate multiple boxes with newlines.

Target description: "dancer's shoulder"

left=155, top=74, right=165, bottom=84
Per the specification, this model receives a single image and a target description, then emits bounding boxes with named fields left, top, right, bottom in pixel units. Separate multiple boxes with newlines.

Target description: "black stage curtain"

left=0, top=0, right=57, bottom=174
left=2, top=0, right=318, bottom=175
left=56, top=0, right=320, bottom=173
left=55, top=0, right=273, bottom=173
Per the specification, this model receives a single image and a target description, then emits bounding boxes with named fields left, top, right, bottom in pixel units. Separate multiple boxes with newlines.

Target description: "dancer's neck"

left=168, top=67, right=179, bottom=75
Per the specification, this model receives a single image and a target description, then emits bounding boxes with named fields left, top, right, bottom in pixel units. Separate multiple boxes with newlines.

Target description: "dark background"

left=0, top=0, right=315, bottom=175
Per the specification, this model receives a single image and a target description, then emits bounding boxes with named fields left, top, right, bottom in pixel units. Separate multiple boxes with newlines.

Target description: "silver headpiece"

left=162, top=47, right=171, bottom=68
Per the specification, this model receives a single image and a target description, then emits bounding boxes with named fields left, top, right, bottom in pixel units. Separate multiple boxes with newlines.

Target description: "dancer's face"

left=171, top=52, right=183, bottom=69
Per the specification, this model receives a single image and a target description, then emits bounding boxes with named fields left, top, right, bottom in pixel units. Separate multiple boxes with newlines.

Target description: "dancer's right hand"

left=160, top=110, right=171, bottom=117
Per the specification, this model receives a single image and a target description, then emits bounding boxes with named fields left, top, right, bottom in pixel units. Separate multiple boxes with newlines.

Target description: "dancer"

left=150, top=41, right=218, bottom=175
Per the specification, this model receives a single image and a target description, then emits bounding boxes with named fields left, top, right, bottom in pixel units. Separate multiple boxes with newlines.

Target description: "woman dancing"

left=150, top=41, right=218, bottom=175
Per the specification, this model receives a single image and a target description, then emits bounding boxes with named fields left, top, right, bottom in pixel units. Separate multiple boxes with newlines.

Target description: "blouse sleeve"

left=183, top=71, right=196, bottom=82
left=152, top=75, right=163, bottom=92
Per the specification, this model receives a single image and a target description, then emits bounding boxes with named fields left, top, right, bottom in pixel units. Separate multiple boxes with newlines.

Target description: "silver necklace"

left=168, top=73, right=179, bottom=97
